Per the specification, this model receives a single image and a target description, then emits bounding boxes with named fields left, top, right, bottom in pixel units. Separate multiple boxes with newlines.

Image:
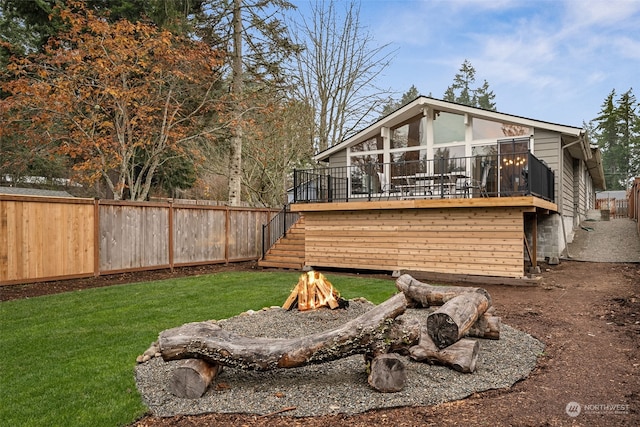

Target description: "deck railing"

left=261, top=204, right=300, bottom=258
left=293, top=151, right=554, bottom=204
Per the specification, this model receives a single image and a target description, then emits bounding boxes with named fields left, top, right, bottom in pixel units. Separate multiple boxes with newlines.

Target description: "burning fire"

left=282, top=271, right=347, bottom=311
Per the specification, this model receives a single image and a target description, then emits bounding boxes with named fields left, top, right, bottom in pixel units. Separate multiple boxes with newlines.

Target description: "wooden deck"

left=289, top=197, right=557, bottom=279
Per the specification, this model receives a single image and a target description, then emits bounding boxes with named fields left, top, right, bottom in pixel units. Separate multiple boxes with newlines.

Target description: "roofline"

left=315, top=95, right=584, bottom=162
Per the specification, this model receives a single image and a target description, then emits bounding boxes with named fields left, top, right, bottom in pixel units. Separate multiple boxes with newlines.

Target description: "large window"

left=434, top=145, right=466, bottom=173
left=433, top=111, right=465, bottom=145
left=351, top=136, right=383, bottom=152
left=473, top=118, right=530, bottom=140
left=391, top=115, right=424, bottom=149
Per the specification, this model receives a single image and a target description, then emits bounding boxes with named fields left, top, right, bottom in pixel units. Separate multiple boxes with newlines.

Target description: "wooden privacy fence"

left=0, top=194, right=276, bottom=285
left=595, top=197, right=629, bottom=219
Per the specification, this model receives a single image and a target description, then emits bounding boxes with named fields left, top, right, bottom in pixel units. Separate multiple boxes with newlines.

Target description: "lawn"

left=0, top=271, right=397, bottom=427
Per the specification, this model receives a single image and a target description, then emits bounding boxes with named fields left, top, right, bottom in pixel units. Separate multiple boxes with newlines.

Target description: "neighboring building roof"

left=0, top=186, right=74, bottom=198
left=315, top=95, right=589, bottom=162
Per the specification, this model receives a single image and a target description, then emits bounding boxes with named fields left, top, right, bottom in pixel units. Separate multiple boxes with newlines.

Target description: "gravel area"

left=568, top=217, right=640, bottom=262
left=135, top=299, right=544, bottom=417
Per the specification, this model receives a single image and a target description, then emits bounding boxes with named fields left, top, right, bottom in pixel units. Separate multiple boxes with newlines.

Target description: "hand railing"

left=261, top=204, right=300, bottom=258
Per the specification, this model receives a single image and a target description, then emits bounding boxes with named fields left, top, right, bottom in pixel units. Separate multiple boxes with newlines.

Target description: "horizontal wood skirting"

left=302, top=206, right=528, bottom=278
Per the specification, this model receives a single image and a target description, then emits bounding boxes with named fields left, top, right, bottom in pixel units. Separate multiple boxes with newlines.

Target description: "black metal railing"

left=293, top=151, right=554, bottom=204
left=261, top=204, right=300, bottom=258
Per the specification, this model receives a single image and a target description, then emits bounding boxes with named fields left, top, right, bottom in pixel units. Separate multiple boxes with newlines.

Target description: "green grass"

left=0, top=271, right=396, bottom=427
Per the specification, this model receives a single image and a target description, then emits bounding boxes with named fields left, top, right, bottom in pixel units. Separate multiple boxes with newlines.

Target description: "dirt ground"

left=3, top=260, right=639, bottom=427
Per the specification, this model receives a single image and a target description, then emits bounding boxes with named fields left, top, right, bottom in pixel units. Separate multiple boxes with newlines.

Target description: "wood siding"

left=303, top=207, right=526, bottom=278
left=0, top=197, right=95, bottom=283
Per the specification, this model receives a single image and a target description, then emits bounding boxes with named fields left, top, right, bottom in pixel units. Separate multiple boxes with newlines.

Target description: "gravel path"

left=567, top=217, right=640, bottom=262
left=135, top=299, right=543, bottom=417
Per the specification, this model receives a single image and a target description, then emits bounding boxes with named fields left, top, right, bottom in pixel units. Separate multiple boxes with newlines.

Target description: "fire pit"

left=282, top=271, right=349, bottom=311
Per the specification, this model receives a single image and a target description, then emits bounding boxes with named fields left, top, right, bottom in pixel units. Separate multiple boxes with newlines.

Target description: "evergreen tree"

left=443, top=59, right=496, bottom=111
left=616, top=89, right=639, bottom=183
left=380, top=85, right=419, bottom=117
left=592, top=88, right=640, bottom=190
left=474, top=79, right=496, bottom=111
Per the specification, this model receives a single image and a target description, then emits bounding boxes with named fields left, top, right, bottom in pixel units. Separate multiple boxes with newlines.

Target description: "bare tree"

left=291, top=0, right=396, bottom=152
left=195, top=0, right=298, bottom=206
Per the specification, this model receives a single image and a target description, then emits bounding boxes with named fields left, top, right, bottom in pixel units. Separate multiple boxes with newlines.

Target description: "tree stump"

left=168, top=359, right=223, bottom=398
left=395, top=274, right=492, bottom=307
left=426, top=292, right=490, bottom=348
left=367, top=353, right=407, bottom=392
left=409, top=332, right=479, bottom=373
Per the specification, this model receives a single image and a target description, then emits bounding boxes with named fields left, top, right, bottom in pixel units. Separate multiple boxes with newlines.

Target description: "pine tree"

left=443, top=59, right=496, bottom=111
left=592, top=88, right=640, bottom=190
left=380, top=85, right=420, bottom=117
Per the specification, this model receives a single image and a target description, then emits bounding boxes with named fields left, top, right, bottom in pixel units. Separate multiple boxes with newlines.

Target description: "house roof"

left=315, top=95, right=590, bottom=162
left=0, top=186, right=74, bottom=198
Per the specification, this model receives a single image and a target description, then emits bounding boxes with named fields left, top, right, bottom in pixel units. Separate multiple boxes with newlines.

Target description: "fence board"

left=173, top=206, right=226, bottom=265
left=99, top=203, right=168, bottom=272
left=1, top=194, right=276, bottom=285
left=0, top=197, right=95, bottom=283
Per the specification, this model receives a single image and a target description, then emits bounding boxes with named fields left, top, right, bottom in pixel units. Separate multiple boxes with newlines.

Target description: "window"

left=351, top=136, right=383, bottom=152
left=434, top=145, right=465, bottom=173
left=473, top=117, right=530, bottom=140
left=433, top=111, right=465, bottom=145
left=391, top=115, right=424, bottom=149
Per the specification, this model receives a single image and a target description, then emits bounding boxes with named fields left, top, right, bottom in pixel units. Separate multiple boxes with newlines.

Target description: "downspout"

left=558, top=137, right=583, bottom=259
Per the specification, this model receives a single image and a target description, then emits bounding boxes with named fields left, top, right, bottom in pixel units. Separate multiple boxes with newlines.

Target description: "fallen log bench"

left=395, top=274, right=492, bottom=307
left=396, top=274, right=499, bottom=344
left=158, top=293, right=421, bottom=396
left=410, top=331, right=479, bottom=373
left=427, top=291, right=491, bottom=349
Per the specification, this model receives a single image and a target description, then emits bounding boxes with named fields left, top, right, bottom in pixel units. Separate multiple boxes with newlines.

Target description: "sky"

left=290, top=0, right=640, bottom=128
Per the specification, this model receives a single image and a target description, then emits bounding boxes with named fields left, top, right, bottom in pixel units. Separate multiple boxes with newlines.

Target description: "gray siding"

left=561, top=152, right=574, bottom=216
left=328, top=150, right=347, bottom=168
left=532, top=129, right=561, bottom=203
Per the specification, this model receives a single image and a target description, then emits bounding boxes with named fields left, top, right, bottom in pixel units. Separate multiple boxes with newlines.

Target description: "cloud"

left=562, top=0, right=640, bottom=28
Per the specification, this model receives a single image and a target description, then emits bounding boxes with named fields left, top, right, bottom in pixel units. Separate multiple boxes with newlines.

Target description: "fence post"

left=168, top=199, right=174, bottom=272
left=93, top=198, right=100, bottom=277
left=225, top=207, right=230, bottom=265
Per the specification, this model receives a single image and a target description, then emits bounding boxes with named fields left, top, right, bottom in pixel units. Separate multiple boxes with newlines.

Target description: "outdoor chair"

left=377, top=172, right=402, bottom=200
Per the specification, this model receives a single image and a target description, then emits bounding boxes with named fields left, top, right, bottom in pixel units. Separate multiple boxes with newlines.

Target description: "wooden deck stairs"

left=258, top=217, right=306, bottom=270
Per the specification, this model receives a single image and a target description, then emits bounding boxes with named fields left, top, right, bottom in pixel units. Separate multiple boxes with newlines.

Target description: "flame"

left=283, top=270, right=341, bottom=311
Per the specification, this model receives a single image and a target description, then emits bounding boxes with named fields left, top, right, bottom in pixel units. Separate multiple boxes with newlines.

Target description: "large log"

left=168, top=359, right=223, bottom=398
left=367, top=353, right=407, bottom=392
left=409, top=332, right=479, bottom=373
left=467, top=311, right=501, bottom=340
left=159, top=293, right=421, bottom=370
left=427, top=292, right=490, bottom=349
left=395, top=274, right=492, bottom=307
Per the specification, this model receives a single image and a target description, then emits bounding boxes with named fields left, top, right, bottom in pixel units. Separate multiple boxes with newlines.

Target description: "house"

left=261, top=96, right=605, bottom=279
